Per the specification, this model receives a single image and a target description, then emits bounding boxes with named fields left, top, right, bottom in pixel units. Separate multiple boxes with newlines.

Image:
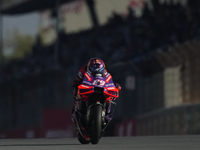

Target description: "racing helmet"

left=87, top=57, right=106, bottom=75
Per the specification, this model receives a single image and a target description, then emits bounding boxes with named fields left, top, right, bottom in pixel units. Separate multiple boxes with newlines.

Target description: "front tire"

left=90, top=105, right=102, bottom=144
left=78, top=133, right=90, bottom=144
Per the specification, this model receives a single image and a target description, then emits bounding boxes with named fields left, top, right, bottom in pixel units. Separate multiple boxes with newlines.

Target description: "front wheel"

left=78, top=133, right=90, bottom=144
left=90, top=105, right=102, bottom=144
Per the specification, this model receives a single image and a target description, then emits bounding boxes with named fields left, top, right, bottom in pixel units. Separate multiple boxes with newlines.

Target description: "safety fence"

left=0, top=68, right=74, bottom=133
left=115, top=103, right=200, bottom=136
left=0, top=109, right=75, bottom=138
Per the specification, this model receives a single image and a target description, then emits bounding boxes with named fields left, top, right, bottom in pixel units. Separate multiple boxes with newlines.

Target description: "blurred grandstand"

left=1, top=0, right=200, bottom=137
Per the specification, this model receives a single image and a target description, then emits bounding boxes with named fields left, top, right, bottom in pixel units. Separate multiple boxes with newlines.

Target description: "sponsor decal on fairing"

left=105, top=73, right=110, bottom=78
left=85, top=72, right=92, bottom=81
left=80, top=85, right=90, bottom=88
left=105, top=83, right=115, bottom=87
left=105, top=75, right=112, bottom=83
left=107, top=87, right=115, bottom=90
left=82, top=81, right=92, bottom=85
left=86, top=71, right=91, bottom=76
left=93, top=79, right=105, bottom=86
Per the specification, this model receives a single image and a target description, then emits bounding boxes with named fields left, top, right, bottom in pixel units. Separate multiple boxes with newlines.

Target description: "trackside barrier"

left=0, top=109, right=76, bottom=138
left=114, top=118, right=136, bottom=136
left=114, top=103, right=200, bottom=136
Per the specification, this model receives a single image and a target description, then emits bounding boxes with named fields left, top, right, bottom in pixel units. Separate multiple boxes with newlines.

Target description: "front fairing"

left=78, top=71, right=119, bottom=102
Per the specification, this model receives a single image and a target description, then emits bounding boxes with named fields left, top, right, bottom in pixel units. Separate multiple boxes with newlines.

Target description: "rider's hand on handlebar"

left=115, top=83, right=121, bottom=91
left=72, top=79, right=81, bottom=87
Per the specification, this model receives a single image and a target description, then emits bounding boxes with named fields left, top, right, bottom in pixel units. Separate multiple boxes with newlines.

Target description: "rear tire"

left=90, top=105, right=102, bottom=144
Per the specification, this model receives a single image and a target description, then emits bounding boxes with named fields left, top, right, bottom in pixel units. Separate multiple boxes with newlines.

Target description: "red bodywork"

left=77, top=84, right=119, bottom=103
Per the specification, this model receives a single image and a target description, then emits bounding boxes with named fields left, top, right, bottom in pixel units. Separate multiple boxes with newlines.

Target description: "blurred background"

left=0, top=0, right=200, bottom=138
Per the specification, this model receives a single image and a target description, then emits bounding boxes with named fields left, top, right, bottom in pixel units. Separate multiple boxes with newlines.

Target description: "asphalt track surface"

left=0, top=135, right=200, bottom=150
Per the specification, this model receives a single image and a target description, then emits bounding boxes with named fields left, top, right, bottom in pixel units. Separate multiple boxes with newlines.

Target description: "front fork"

left=86, top=102, right=105, bottom=122
left=86, top=102, right=106, bottom=128
left=86, top=101, right=115, bottom=134
left=90, top=101, right=117, bottom=137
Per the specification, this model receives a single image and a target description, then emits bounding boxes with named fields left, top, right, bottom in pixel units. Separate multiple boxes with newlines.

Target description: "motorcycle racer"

left=71, top=57, right=121, bottom=122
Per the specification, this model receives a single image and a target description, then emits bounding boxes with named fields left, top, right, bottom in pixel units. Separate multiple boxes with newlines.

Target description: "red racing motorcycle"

left=72, top=71, right=119, bottom=144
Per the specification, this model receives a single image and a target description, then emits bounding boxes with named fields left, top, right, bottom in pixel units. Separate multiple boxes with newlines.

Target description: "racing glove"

left=72, top=79, right=82, bottom=87
left=115, top=83, right=121, bottom=91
